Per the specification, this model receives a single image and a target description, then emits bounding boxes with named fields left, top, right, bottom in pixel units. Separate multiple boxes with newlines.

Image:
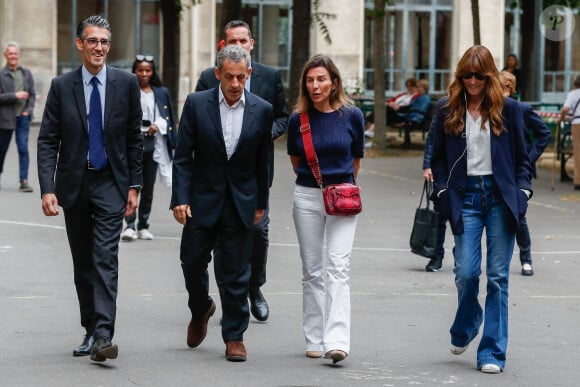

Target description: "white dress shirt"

left=218, top=87, right=245, bottom=160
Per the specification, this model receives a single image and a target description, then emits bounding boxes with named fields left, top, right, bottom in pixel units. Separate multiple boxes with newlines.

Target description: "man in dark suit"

left=195, top=20, right=288, bottom=322
left=171, top=44, right=272, bottom=362
left=37, top=15, right=143, bottom=363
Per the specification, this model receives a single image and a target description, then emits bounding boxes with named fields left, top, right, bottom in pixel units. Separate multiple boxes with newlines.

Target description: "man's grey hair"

left=3, top=41, right=19, bottom=53
left=76, top=15, right=112, bottom=39
left=216, top=45, right=250, bottom=71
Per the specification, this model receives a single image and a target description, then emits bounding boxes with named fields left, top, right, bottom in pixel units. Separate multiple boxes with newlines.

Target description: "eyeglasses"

left=136, top=55, right=154, bottom=62
left=83, top=38, right=111, bottom=48
left=461, top=72, right=487, bottom=81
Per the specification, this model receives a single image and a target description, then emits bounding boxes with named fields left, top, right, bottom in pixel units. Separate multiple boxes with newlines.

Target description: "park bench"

left=397, top=103, right=434, bottom=148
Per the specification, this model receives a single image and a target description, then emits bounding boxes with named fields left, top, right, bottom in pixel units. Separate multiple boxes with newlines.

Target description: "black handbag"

left=409, top=181, right=440, bottom=258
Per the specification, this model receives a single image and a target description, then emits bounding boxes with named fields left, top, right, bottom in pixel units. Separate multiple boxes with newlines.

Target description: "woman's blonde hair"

left=294, top=54, right=352, bottom=114
left=500, top=71, right=516, bottom=98
left=444, top=45, right=505, bottom=136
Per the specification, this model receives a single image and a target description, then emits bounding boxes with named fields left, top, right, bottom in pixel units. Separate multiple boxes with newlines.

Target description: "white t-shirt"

left=563, top=88, right=580, bottom=124
left=466, top=114, right=492, bottom=176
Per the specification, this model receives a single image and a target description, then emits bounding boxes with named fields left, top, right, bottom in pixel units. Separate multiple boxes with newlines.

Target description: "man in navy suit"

left=195, top=20, right=288, bottom=322
left=37, top=15, right=143, bottom=362
left=171, top=44, right=273, bottom=362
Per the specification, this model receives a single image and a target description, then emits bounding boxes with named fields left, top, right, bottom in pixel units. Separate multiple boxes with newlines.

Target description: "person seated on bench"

left=399, top=79, right=432, bottom=147
left=404, top=79, right=431, bottom=127
left=364, top=78, right=418, bottom=137
left=386, top=77, right=419, bottom=126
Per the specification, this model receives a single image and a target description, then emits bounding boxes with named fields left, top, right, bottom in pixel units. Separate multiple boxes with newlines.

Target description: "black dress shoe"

left=73, top=334, right=94, bottom=357
left=249, top=288, right=269, bottom=322
left=425, top=258, right=443, bottom=272
left=90, top=337, right=118, bottom=362
left=521, top=263, right=534, bottom=276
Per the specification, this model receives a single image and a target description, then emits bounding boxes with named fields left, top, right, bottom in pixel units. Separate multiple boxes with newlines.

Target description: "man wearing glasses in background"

left=37, top=15, right=143, bottom=363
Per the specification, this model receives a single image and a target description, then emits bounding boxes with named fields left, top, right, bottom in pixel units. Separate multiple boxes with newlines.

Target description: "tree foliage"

left=311, top=0, right=336, bottom=45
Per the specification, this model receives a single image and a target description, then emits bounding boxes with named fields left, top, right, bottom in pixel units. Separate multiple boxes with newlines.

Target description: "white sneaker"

left=480, top=363, right=501, bottom=373
left=138, top=229, right=154, bottom=240
left=364, top=129, right=375, bottom=138
left=121, top=228, right=137, bottom=241
left=450, top=344, right=469, bottom=355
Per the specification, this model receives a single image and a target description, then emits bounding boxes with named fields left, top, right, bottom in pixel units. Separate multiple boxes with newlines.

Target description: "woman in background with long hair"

left=121, top=55, right=176, bottom=241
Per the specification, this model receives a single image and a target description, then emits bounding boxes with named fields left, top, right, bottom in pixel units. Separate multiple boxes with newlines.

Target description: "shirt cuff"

left=520, top=188, right=531, bottom=199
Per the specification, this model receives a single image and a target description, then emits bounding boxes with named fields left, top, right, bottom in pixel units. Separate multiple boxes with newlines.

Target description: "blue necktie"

left=89, top=77, right=107, bottom=169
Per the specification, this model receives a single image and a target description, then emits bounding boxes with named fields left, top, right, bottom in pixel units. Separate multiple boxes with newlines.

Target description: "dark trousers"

left=125, top=150, right=157, bottom=230
left=15, top=115, right=31, bottom=181
left=0, top=129, right=13, bottom=174
left=63, top=167, right=125, bottom=339
left=249, top=206, right=269, bottom=288
left=386, top=106, right=408, bottom=126
left=215, top=206, right=270, bottom=290
left=516, top=215, right=532, bottom=264
left=180, top=191, right=252, bottom=342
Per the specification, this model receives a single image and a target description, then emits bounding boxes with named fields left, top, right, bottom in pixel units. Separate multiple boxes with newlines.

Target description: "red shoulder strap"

left=299, top=113, right=323, bottom=187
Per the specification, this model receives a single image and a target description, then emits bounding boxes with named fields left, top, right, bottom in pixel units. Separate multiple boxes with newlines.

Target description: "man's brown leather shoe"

left=187, top=301, right=216, bottom=348
left=225, top=340, right=247, bottom=362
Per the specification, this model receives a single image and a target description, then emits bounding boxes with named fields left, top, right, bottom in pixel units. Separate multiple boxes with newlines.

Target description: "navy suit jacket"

left=170, top=87, right=273, bottom=228
left=430, top=97, right=532, bottom=235
left=37, top=66, right=143, bottom=208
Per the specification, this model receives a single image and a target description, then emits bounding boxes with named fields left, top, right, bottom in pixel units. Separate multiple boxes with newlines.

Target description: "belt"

left=87, top=160, right=109, bottom=172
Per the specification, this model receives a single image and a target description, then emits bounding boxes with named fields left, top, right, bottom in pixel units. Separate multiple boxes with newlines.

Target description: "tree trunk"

left=372, top=0, right=387, bottom=149
left=159, top=0, right=180, bottom=108
left=520, top=0, right=541, bottom=102
left=471, top=0, right=480, bottom=45
left=289, top=0, right=311, bottom=109
left=219, top=0, right=242, bottom=35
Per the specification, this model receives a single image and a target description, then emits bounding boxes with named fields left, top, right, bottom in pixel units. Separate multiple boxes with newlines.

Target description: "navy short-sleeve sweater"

left=287, top=106, right=365, bottom=188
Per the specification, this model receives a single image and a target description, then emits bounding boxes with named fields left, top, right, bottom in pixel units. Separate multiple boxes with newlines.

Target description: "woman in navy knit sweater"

left=287, top=55, right=365, bottom=364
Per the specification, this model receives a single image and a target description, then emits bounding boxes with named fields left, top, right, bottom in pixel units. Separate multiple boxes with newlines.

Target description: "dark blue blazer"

left=430, top=97, right=532, bottom=235
left=519, top=102, right=552, bottom=178
left=151, top=85, right=177, bottom=158
left=196, top=62, right=288, bottom=187
left=170, top=87, right=273, bottom=228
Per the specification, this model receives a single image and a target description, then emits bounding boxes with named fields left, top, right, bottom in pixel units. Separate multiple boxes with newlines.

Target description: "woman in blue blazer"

left=429, top=46, right=532, bottom=374
left=121, top=55, right=177, bottom=241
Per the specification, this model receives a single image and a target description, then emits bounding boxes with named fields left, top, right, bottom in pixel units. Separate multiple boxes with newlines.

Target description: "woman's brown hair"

left=294, top=54, right=352, bottom=114
left=444, top=45, right=505, bottom=136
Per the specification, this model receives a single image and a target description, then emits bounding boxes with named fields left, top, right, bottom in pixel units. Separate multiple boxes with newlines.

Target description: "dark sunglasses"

left=461, top=72, right=487, bottom=81
left=135, top=54, right=154, bottom=62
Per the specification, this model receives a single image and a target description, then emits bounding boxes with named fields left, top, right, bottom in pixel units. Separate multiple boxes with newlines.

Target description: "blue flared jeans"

left=450, top=175, right=515, bottom=370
